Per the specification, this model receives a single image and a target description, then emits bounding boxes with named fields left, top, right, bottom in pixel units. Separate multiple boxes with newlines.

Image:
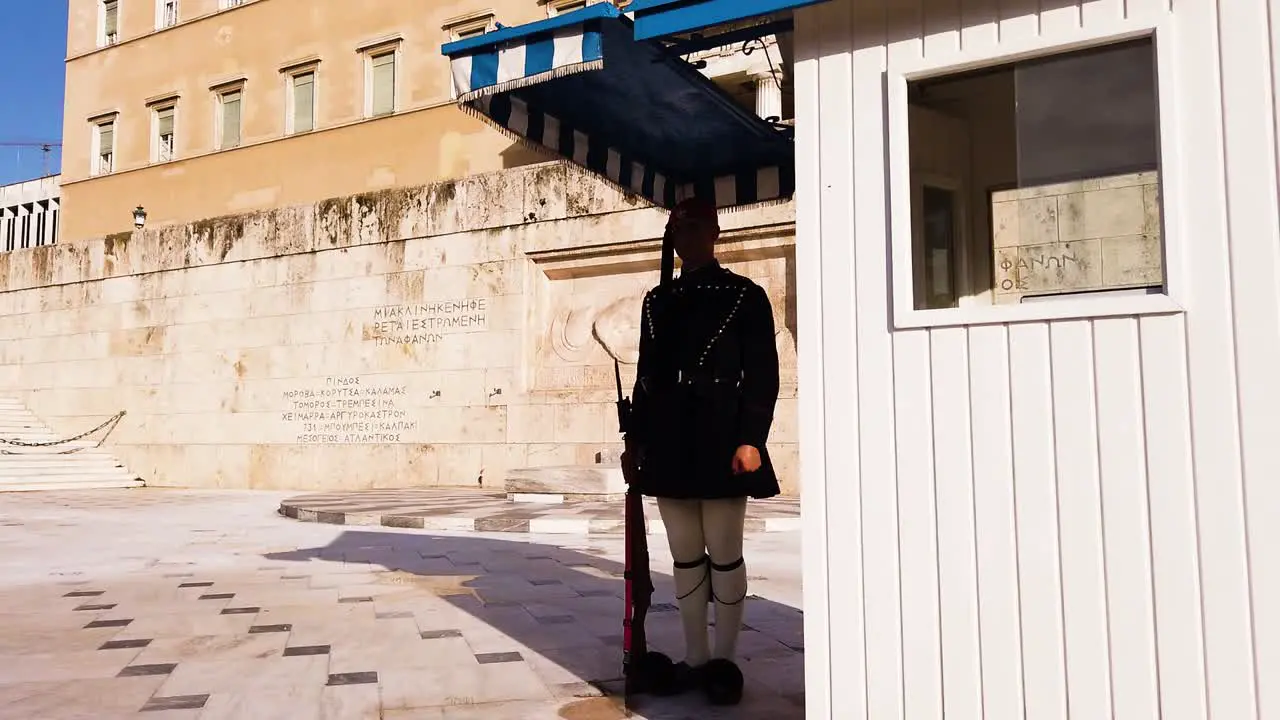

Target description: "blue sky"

left=0, top=2, right=68, bottom=185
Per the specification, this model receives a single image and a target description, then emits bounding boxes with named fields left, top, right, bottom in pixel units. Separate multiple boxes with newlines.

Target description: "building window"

left=92, top=119, right=115, bottom=175
left=217, top=89, right=243, bottom=149
left=157, top=0, right=178, bottom=29
left=444, top=12, right=496, bottom=41
left=101, top=0, right=119, bottom=46
left=152, top=104, right=177, bottom=162
left=220, top=0, right=243, bottom=8
left=365, top=48, right=398, bottom=118
left=544, top=0, right=591, bottom=16
left=900, top=36, right=1164, bottom=311
left=287, top=71, right=316, bottom=134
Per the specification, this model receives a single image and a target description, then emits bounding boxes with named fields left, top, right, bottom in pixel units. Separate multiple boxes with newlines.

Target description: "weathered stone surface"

left=0, top=161, right=799, bottom=495
left=505, top=465, right=627, bottom=502
left=992, top=170, right=1165, bottom=303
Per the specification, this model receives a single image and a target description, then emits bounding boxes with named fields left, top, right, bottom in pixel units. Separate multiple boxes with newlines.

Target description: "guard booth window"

left=906, top=37, right=1164, bottom=310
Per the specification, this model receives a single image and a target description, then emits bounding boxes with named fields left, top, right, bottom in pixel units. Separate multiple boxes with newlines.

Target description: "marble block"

left=505, top=465, right=626, bottom=503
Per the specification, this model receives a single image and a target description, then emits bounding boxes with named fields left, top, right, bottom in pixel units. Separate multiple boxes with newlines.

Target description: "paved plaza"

left=0, top=489, right=804, bottom=719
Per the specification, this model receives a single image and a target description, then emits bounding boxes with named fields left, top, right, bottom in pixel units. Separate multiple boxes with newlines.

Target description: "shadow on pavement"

left=266, top=530, right=804, bottom=720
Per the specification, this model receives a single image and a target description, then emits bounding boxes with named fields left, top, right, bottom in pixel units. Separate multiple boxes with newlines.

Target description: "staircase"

left=0, top=396, right=143, bottom=492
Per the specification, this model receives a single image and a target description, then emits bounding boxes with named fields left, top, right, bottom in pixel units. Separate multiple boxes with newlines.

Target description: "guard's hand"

left=731, top=445, right=762, bottom=475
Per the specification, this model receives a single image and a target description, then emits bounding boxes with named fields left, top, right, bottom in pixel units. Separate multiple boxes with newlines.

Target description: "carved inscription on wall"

left=367, top=299, right=489, bottom=345
left=992, top=171, right=1164, bottom=304
left=282, top=375, right=416, bottom=444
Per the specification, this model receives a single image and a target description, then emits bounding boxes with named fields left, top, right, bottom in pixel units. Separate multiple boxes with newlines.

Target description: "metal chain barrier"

left=0, top=411, right=127, bottom=455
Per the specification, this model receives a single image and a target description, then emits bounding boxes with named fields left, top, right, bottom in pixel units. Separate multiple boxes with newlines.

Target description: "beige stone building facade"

left=59, top=0, right=786, bottom=244
left=1, top=0, right=801, bottom=494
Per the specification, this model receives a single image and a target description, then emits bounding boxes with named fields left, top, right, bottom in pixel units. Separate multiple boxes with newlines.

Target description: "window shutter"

left=293, top=73, right=315, bottom=132
left=158, top=108, right=174, bottom=137
left=222, top=92, right=241, bottom=147
left=104, top=1, right=118, bottom=34
left=100, top=124, right=114, bottom=154
left=371, top=52, right=396, bottom=116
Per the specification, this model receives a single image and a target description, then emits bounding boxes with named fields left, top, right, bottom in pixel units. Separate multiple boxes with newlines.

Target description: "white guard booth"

left=445, top=0, right=1279, bottom=718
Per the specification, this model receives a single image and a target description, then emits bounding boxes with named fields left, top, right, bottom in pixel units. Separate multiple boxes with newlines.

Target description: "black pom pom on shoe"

left=702, top=658, right=745, bottom=706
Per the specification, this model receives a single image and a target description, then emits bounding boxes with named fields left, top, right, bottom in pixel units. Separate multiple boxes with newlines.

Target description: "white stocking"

left=656, top=498, right=711, bottom=667
left=702, top=497, right=748, bottom=661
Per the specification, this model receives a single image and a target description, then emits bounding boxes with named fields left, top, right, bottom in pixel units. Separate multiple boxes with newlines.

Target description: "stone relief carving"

left=548, top=304, right=599, bottom=363
left=592, top=294, right=643, bottom=365
left=549, top=291, right=797, bottom=370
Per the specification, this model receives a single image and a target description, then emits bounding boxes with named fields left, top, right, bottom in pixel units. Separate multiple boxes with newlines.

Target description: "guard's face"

left=667, top=215, right=716, bottom=262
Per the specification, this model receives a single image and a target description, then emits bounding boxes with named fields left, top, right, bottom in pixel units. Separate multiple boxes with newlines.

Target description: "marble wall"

left=0, top=161, right=799, bottom=494
left=991, top=170, right=1164, bottom=303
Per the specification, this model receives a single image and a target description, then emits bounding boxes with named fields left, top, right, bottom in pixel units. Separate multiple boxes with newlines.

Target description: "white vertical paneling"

left=809, top=0, right=866, bottom=717
left=1092, top=317, right=1160, bottom=718
left=850, top=0, right=906, bottom=717
left=802, top=0, right=1276, bottom=717
left=1175, top=1, right=1259, bottom=718
left=960, top=0, right=1000, bottom=52
left=999, top=0, right=1041, bottom=41
left=923, top=0, right=962, bottom=61
left=967, top=324, right=1026, bottom=720
left=1048, top=320, right=1113, bottom=718
left=929, top=327, right=983, bottom=720
left=1218, top=0, right=1280, bottom=716
left=1007, top=322, right=1067, bottom=720
left=1039, top=0, right=1082, bottom=41
left=1080, top=0, right=1123, bottom=27
left=893, top=328, right=943, bottom=720
left=792, top=5, right=834, bottom=719
left=1138, top=314, right=1208, bottom=720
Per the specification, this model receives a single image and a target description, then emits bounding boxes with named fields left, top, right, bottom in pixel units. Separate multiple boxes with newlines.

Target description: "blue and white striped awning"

left=441, top=3, right=794, bottom=211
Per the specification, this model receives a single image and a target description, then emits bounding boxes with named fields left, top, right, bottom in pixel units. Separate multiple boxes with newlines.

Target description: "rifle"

left=620, top=227, right=677, bottom=701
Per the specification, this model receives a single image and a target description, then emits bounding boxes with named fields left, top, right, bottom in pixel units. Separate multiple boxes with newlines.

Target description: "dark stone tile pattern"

left=101, top=638, right=152, bottom=650
left=475, top=651, right=523, bottom=665
left=284, top=645, right=330, bottom=657
left=328, top=672, right=378, bottom=686
left=420, top=629, right=462, bottom=639
left=140, top=695, right=210, bottom=712
left=119, top=663, right=177, bottom=677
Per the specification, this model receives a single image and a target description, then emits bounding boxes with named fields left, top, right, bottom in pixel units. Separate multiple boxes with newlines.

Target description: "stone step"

left=0, top=469, right=140, bottom=482
left=0, top=455, right=126, bottom=467
left=1, top=440, right=113, bottom=452
left=0, top=463, right=134, bottom=476
left=0, top=478, right=145, bottom=492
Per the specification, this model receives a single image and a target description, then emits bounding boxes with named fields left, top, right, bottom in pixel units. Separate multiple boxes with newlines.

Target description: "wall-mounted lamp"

left=132, top=205, right=147, bottom=229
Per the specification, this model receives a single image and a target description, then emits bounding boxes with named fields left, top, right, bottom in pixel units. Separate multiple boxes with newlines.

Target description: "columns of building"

left=753, top=72, right=784, bottom=121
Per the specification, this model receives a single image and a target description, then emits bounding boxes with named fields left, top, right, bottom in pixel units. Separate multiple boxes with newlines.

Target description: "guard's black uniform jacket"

left=629, top=261, right=781, bottom=500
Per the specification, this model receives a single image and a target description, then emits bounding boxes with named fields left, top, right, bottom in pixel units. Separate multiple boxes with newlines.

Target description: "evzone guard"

left=622, top=196, right=782, bottom=706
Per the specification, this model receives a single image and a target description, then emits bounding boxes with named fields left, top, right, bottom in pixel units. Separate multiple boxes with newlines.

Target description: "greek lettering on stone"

left=367, top=298, right=489, bottom=345
left=280, top=375, right=415, bottom=444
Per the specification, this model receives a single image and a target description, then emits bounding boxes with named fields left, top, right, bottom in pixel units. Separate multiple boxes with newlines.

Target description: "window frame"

left=156, top=0, right=178, bottom=29
left=215, top=85, right=244, bottom=150
left=100, top=0, right=120, bottom=47
left=885, top=13, right=1186, bottom=329
left=219, top=0, right=244, bottom=9
left=543, top=0, right=593, bottom=17
left=283, top=64, right=319, bottom=135
left=362, top=40, right=402, bottom=119
left=443, top=10, right=497, bottom=42
left=90, top=116, right=117, bottom=176
left=150, top=101, right=178, bottom=163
